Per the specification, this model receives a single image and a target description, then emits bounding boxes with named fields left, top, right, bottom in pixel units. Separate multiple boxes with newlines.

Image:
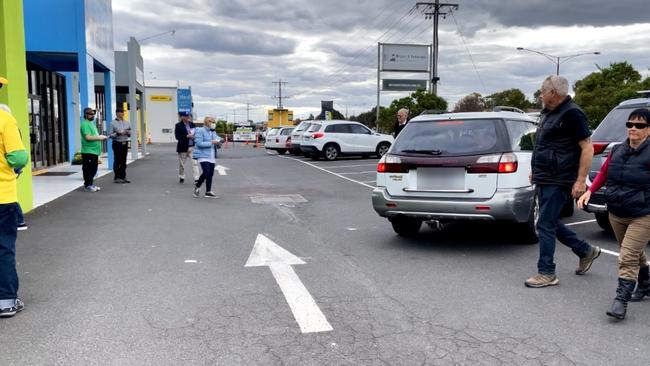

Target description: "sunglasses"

left=625, top=122, right=649, bottom=129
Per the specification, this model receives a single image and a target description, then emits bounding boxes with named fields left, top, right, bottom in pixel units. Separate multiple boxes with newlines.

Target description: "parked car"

left=289, top=121, right=313, bottom=155
left=300, top=120, right=394, bottom=161
left=584, top=91, right=650, bottom=231
left=264, top=127, right=294, bottom=155
left=371, top=111, right=540, bottom=242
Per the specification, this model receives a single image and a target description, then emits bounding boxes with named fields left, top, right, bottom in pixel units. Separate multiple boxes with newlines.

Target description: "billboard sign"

left=381, top=44, right=429, bottom=72
left=382, top=79, right=427, bottom=91
left=177, top=88, right=192, bottom=113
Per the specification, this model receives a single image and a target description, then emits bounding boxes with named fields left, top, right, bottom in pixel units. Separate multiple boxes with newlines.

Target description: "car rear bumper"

left=371, top=186, right=534, bottom=223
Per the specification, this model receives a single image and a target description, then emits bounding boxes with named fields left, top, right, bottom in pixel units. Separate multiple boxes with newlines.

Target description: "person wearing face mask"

left=80, top=107, right=108, bottom=192
left=192, top=117, right=222, bottom=199
left=578, top=108, right=650, bottom=320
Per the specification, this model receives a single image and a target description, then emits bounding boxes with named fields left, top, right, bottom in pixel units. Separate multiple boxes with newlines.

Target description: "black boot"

left=631, top=266, right=650, bottom=302
left=607, top=278, right=636, bottom=320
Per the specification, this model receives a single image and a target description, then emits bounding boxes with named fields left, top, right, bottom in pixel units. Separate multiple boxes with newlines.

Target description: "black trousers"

left=81, top=153, right=99, bottom=187
left=112, top=141, right=128, bottom=180
left=196, top=161, right=215, bottom=192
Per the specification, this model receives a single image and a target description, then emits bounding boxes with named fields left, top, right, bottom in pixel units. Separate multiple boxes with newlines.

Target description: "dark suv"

left=585, top=92, right=650, bottom=231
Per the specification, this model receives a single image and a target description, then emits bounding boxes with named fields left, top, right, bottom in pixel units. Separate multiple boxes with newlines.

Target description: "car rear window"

left=280, top=128, right=293, bottom=135
left=592, top=106, right=647, bottom=142
left=393, top=119, right=506, bottom=155
left=307, top=123, right=321, bottom=132
left=266, top=128, right=279, bottom=136
left=295, top=122, right=311, bottom=132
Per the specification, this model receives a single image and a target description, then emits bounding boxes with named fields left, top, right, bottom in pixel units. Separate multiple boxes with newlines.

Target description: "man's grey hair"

left=542, top=75, right=569, bottom=97
left=397, top=108, right=409, bottom=116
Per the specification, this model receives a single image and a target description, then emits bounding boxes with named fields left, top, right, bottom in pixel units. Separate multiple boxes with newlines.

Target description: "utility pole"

left=416, top=1, right=458, bottom=95
left=272, top=80, right=289, bottom=109
left=246, top=102, right=251, bottom=123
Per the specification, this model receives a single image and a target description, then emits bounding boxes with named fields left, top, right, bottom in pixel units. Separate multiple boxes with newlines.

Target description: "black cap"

left=116, top=107, right=124, bottom=113
left=83, top=107, right=95, bottom=114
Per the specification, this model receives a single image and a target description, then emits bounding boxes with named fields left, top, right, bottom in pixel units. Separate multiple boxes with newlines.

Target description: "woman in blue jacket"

left=192, top=117, right=222, bottom=198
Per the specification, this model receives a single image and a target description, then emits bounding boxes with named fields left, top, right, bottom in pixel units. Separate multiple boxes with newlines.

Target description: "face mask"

left=209, top=124, right=216, bottom=130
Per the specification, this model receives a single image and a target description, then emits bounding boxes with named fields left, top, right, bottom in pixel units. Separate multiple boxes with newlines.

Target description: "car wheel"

left=376, top=142, right=390, bottom=157
left=390, top=217, right=422, bottom=237
left=595, top=212, right=613, bottom=233
left=323, top=144, right=340, bottom=161
left=276, top=149, right=286, bottom=155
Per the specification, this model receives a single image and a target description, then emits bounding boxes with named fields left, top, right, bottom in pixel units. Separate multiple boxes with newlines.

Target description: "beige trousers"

left=609, top=213, right=650, bottom=280
left=178, top=147, right=199, bottom=181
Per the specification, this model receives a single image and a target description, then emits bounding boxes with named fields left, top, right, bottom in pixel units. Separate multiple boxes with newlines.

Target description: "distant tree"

left=307, top=113, right=315, bottom=120
left=377, top=89, right=447, bottom=134
left=350, top=107, right=380, bottom=128
left=574, top=62, right=647, bottom=128
left=453, top=92, right=485, bottom=112
left=485, top=88, right=532, bottom=110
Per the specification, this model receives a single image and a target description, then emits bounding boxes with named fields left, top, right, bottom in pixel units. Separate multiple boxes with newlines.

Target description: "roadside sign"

left=382, top=79, right=427, bottom=91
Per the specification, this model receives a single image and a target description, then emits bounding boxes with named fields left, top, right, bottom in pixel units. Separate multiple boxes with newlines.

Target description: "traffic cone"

left=147, top=132, right=152, bottom=145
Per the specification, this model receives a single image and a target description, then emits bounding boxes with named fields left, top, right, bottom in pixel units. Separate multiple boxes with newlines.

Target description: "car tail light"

left=312, top=132, right=325, bottom=139
left=377, top=154, right=409, bottom=173
left=467, top=153, right=518, bottom=174
left=593, top=142, right=608, bottom=155
left=276, top=138, right=280, bottom=143
left=285, top=138, right=291, bottom=148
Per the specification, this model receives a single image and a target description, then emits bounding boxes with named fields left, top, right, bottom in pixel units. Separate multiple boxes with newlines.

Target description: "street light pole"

left=137, top=30, right=176, bottom=43
left=516, top=47, right=600, bottom=75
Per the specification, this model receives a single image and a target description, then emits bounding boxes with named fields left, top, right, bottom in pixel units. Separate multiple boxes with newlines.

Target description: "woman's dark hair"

left=628, top=108, right=650, bottom=123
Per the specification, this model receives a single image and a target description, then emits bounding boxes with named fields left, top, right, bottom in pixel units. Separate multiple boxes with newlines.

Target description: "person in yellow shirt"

left=0, top=76, right=28, bottom=318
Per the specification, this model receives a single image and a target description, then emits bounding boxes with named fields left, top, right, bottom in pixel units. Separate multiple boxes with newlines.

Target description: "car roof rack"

left=636, top=90, right=650, bottom=98
left=492, top=106, right=525, bottom=113
left=419, top=109, right=447, bottom=115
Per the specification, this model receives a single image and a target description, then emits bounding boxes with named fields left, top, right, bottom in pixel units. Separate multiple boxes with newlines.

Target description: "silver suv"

left=372, top=111, right=539, bottom=241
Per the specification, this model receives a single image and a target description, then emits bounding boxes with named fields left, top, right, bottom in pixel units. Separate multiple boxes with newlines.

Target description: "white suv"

left=264, top=127, right=294, bottom=155
left=300, top=120, right=394, bottom=161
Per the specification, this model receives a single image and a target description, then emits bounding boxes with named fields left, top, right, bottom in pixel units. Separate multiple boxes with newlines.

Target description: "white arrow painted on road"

left=214, top=165, right=229, bottom=175
left=245, top=234, right=333, bottom=334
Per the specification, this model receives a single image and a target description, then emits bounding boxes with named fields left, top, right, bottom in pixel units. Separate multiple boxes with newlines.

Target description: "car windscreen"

left=307, top=123, right=321, bottom=132
left=392, top=119, right=506, bottom=156
left=592, top=106, right=645, bottom=142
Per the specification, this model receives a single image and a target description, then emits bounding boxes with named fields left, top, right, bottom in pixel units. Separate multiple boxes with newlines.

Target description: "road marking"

left=184, top=259, right=198, bottom=263
left=565, top=219, right=597, bottom=226
left=215, top=165, right=230, bottom=175
left=279, top=156, right=373, bottom=189
left=245, top=234, right=333, bottom=334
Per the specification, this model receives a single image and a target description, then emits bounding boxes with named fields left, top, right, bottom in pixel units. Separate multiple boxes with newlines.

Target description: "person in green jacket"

left=80, top=107, right=108, bottom=192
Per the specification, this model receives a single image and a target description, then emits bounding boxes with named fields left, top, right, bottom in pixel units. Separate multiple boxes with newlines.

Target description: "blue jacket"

left=192, top=127, right=222, bottom=159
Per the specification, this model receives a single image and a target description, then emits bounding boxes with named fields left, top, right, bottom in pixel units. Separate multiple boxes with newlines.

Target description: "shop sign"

left=150, top=95, right=173, bottom=102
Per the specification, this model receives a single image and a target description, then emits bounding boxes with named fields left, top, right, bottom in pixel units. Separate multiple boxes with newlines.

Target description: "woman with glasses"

left=578, top=108, right=650, bottom=320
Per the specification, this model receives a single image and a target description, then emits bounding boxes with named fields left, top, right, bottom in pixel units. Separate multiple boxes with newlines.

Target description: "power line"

left=450, top=11, right=488, bottom=95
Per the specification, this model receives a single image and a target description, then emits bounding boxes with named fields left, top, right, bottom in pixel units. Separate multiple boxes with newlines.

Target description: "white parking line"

left=565, top=219, right=597, bottom=226
left=278, top=156, right=374, bottom=189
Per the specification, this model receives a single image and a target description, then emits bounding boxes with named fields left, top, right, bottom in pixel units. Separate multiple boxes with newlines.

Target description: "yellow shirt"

left=0, top=108, right=26, bottom=203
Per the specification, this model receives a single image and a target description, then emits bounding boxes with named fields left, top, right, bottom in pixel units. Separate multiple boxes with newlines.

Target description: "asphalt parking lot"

left=3, top=144, right=648, bottom=366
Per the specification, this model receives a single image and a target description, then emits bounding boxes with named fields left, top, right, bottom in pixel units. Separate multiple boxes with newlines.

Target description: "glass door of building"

left=28, top=94, right=44, bottom=168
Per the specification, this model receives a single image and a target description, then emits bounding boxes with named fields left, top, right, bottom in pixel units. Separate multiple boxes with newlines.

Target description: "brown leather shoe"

left=576, top=246, right=601, bottom=275
left=525, top=273, right=559, bottom=288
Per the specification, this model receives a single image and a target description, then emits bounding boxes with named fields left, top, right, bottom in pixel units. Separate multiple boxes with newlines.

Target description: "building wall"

left=145, top=86, right=177, bottom=143
left=267, top=108, right=294, bottom=128
left=0, top=0, right=33, bottom=211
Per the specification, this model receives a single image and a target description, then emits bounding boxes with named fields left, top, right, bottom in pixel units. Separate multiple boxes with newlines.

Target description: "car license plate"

left=416, top=168, right=465, bottom=190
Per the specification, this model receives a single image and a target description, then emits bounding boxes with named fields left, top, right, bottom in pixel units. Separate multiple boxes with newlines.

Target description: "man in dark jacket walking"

left=174, top=111, right=199, bottom=183
left=525, top=75, right=601, bottom=288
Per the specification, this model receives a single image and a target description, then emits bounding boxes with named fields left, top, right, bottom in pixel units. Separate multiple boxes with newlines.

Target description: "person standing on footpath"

left=393, top=108, right=409, bottom=137
left=0, top=76, right=29, bottom=317
left=80, top=107, right=108, bottom=192
left=578, top=108, right=650, bottom=320
left=109, top=107, right=131, bottom=183
left=0, top=103, right=27, bottom=231
left=174, top=111, right=199, bottom=184
left=192, top=116, right=222, bottom=198
left=525, top=75, right=600, bottom=288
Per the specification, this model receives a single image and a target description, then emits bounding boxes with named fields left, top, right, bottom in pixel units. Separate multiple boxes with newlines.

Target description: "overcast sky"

left=112, top=0, right=650, bottom=122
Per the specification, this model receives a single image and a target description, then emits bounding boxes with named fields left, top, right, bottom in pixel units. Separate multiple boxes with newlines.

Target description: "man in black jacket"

left=393, top=108, right=409, bottom=137
left=174, top=111, right=199, bottom=183
left=525, top=75, right=600, bottom=288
